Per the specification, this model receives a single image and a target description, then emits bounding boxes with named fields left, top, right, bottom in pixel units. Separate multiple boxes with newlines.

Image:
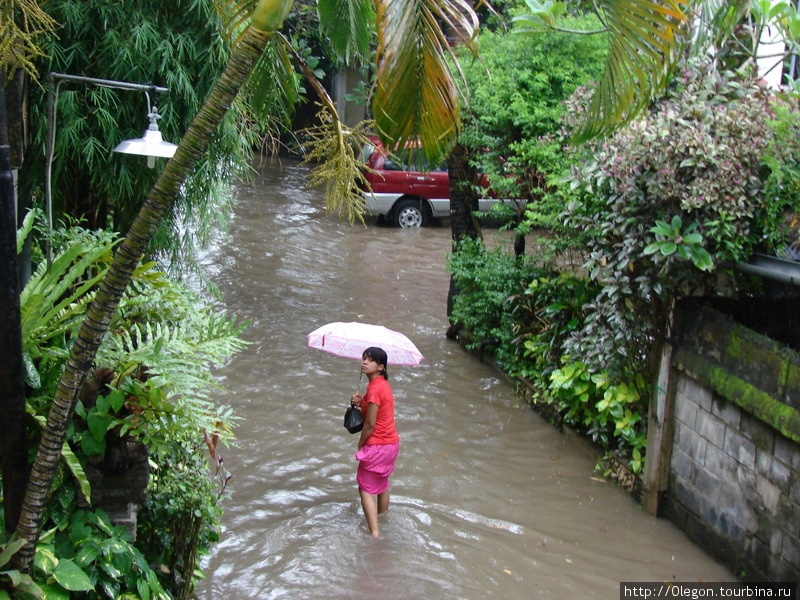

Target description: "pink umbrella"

left=307, top=322, right=424, bottom=366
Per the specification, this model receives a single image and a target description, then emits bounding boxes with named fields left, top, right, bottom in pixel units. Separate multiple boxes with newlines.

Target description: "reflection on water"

left=193, top=158, right=731, bottom=599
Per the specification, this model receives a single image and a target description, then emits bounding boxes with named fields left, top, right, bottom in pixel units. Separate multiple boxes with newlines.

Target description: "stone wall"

left=663, top=302, right=800, bottom=582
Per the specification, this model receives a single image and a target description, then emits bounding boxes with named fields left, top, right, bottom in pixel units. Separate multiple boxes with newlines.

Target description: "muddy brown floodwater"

left=192, top=158, right=732, bottom=599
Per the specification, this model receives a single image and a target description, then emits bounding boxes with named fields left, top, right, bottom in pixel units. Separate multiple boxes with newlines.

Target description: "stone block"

left=767, top=557, right=799, bottom=588
left=723, top=428, right=757, bottom=470
left=671, top=446, right=696, bottom=481
left=736, top=466, right=758, bottom=500
left=663, top=489, right=689, bottom=529
left=774, top=434, right=800, bottom=471
left=722, top=330, right=786, bottom=399
left=674, top=424, right=707, bottom=464
left=784, top=357, right=800, bottom=413
left=704, top=443, right=738, bottom=476
left=768, top=454, right=792, bottom=495
left=756, top=450, right=772, bottom=480
left=741, top=411, right=776, bottom=452
left=791, top=476, right=800, bottom=504
left=675, top=392, right=699, bottom=429
left=745, top=535, right=774, bottom=581
left=769, top=528, right=784, bottom=555
left=697, top=410, right=727, bottom=450
left=691, top=468, right=722, bottom=509
left=682, top=375, right=714, bottom=412
left=755, top=475, right=781, bottom=513
left=672, top=475, right=705, bottom=518
left=776, top=494, right=800, bottom=532
left=781, top=530, right=800, bottom=573
left=712, top=395, right=741, bottom=429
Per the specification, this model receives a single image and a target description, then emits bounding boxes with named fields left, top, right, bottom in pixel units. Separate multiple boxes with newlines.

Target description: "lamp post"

left=44, top=73, right=178, bottom=259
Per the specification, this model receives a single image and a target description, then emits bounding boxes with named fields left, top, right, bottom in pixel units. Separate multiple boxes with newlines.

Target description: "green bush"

left=12, top=220, right=246, bottom=598
left=136, top=449, right=225, bottom=598
left=459, top=11, right=608, bottom=229
left=558, top=60, right=800, bottom=379
left=548, top=362, right=647, bottom=472
left=448, top=237, right=545, bottom=372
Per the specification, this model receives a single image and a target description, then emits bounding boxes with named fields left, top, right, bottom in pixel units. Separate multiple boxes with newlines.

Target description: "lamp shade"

left=112, top=106, right=177, bottom=166
left=113, top=127, right=177, bottom=158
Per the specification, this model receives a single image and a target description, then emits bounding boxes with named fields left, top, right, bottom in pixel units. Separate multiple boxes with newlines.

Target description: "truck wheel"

left=392, top=199, right=428, bottom=228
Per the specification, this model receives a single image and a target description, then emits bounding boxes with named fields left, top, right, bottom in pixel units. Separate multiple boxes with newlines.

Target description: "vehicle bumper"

left=363, top=192, right=403, bottom=216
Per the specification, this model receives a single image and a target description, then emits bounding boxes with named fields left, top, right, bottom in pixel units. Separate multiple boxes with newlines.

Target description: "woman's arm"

left=358, top=402, right=378, bottom=449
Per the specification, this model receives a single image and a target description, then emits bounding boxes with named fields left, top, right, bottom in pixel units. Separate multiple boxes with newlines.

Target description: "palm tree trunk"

left=0, top=82, right=29, bottom=538
left=13, top=23, right=275, bottom=571
left=447, top=142, right=480, bottom=246
left=447, top=142, right=479, bottom=328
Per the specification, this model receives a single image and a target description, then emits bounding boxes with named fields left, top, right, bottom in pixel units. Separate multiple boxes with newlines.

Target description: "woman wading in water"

left=350, top=347, right=400, bottom=537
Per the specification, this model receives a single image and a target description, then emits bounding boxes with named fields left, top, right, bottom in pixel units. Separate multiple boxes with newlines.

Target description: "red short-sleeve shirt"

left=361, top=376, right=399, bottom=445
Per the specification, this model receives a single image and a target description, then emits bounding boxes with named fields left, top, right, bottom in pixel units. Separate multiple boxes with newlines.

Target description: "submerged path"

left=194, top=159, right=732, bottom=599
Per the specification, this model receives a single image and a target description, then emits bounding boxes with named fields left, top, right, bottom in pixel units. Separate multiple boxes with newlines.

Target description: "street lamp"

left=112, top=104, right=178, bottom=168
left=44, top=73, right=178, bottom=259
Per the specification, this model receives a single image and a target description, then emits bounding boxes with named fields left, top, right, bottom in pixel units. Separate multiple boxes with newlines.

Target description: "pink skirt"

left=355, top=443, right=400, bottom=495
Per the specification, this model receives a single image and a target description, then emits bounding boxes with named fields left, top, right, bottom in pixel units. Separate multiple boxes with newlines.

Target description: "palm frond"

left=572, top=0, right=690, bottom=142
left=373, top=0, right=478, bottom=167
left=317, top=0, right=375, bottom=64
left=20, top=233, right=119, bottom=355
left=247, top=35, right=300, bottom=126
left=97, top=314, right=249, bottom=411
left=214, top=0, right=256, bottom=44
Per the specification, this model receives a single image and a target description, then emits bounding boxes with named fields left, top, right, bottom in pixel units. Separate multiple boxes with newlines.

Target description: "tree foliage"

left=514, top=0, right=691, bottom=141
left=559, top=60, right=800, bottom=378
left=13, top=217, right=246, bottom=595
left=21, top=0, right=260, bottom=270
left=459, top=11, right=608, bottom=227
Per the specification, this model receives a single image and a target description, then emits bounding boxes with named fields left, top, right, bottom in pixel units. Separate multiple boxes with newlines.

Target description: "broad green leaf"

left=52, top=559, right=94, bottom=592
left=87, top=411, right=114, bottom=443
left=80, top=432, right=105, bottom=456
left=0, top=538, right=27, bottom=568
left=683, top=232, right=703, bottom=244
left=74, top=546, right=99, bottom=568
left=107, top=389, right=126, bottom=412
left=650, top=219, right=673, bottom=236
left=17, top=208, right=38, bottom=254
left=660, top=241, right=677, bottom=255
left=62, top=442, right=92, bottom=505
left=40, top=582, right=70, bottom=600
left=34, top=546, right=59, bottom=574
left=690, top=246, right=714, bottom=271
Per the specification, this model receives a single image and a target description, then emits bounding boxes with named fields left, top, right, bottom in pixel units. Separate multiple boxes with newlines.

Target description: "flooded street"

left=193, top=158, right=732, bottom=599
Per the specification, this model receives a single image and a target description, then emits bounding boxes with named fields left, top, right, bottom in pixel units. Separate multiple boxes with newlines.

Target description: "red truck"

left=360, top=140, right=524, bottom=228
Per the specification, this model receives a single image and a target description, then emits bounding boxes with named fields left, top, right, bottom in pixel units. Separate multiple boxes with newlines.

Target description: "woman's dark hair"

left=363, top=347, right=389, bottom=380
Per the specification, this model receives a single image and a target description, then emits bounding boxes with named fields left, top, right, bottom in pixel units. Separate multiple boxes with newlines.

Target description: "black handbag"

left=344, top=405, right=363, bottom=434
